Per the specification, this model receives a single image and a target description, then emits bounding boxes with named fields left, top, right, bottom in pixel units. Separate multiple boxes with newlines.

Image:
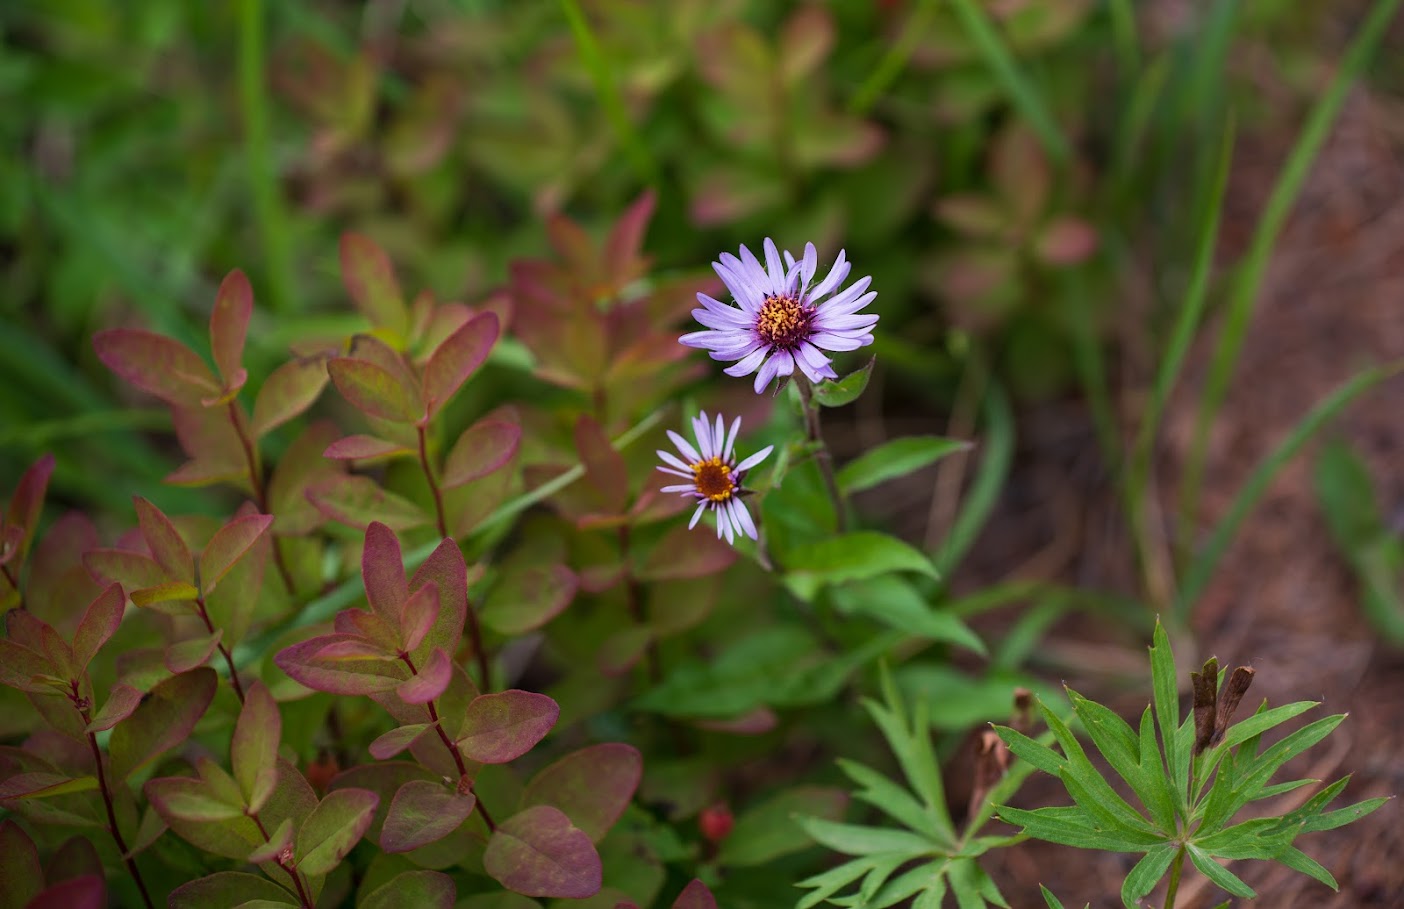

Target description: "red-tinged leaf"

left=275, top=634, right=407, bottom=696
left=407, top=537, right=469, bottom=663
left=83, top=548, right=167, bottom=591
left=133, top=497, right=193, bottom=582
left=306, top=475, right=429, bottom=532
left=596, top=627, right=652, bottom=677
left=86, top=683, right=144, bottom=732
left=694, top=707, right=778, bottom=736
left=415, top=302, right=476, bottom=363
left=341, top=233, right=409, bottom=338
left=575, top=416, right=629, bottom=513
left=603, top=191, right=655, bottom=285
left=313, top=637, right=397, bottom=662
left=0, top=638, right=55, bottom=693
left=0, top=819, right=43, bottom=906
left=109, top=668, right=218, bottom=781
left=368, top=724, right=431, bottom=760
left=295, top=787, right=379, bottom=876
left=0, top=523, right=23, bottom=568
left=400, top=582, right=441, bottom=654
left=520, top=744, right=641, bottom=842
left=442, top=418, right=521, bottom=488
left=673, top=879, right=718, bottom=909
left=483, top=805, right=602, bottom=899
left=933, top=193, right=1008, bottom=239
left=381, top=779, right=476, bottom=853
left=130, top=580, right=199, bottom=611
left=199, top=514, right=273, bottom=595
left=323, top=434, right=414, bottom=462
left=70, top=582, right=125, bottom=672
left=166, top=405, right=250, bottom=488
left=169, top=871, right=300, bottom=909
left=1035, top=216, right=1099, bottom=266
left=636, top=525, right=737, bottom=581
left=164, top=630, right=223, bottom=673
left=5, top=452, right=54, bottom=558
left=397, top=647, right=451, bottom=705
left=45, top=833, right=103, bottom=885
left=328, top=356, right=425, bottom=424
left=94, top=329, right=219, bottom=407
left=268, top=421, right=343, bottom=534
left=26, top=874, right=106, bottom=909
left=232, top=680, right=281, bottom=806
left=0, top=772, right=97, bottom=800
left=6, top=608, right=69, bottom=670
left=144, top=776, right=244, bottom=822
left=457, top=690, right=559, bottom=764
left=779, top=5, right=834, bottom=84
left=334, top=608, right=399, bottom=649
left=252, top=355, right=331, bottom=438
left=360, top=870, right=456, bottom=909
left=246, top=816, right=293, bottom=864
left=362, top=521, right=408, bottom=625
left=210, top=270, right=253, bottom=386
left=480, top=563, right=576, bottom=636
left=422, top=312, right=498, bottom=417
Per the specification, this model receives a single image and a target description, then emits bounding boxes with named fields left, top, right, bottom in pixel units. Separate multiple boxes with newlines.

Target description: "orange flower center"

left=756, top=294, right=811, bottom=349
left=692, top=457, right=735, bottom=502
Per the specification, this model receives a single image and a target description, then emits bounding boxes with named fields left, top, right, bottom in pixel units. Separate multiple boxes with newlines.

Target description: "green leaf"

left=837, top=758, right=948, bottom=844
left=797, top=857, right=884, bottom=909
left=359, top=870, right=457, bottom=909
left=423, top=312, right=498, bottom=417
left=1038, top=701, right=1161, bottom=840
left=1301, top=795, right=1390, bottom=833
left=1272, top=846, right=1337, bottom=890
left=340, top=233, right=409, bottom=338
left=168, top=872, right=300, bottom=909
left=199, top=514, right=273, bottom=595
left=442, top=417, right=521, bottom=488
left=231, top=681, right=281, bottom=810
left=480, top=561, right=578, bottom=635
left=829, top=575, right=985, bottom=655
left=1039, top=885, right=1065, bottom=909
left=306, top=475, right=428, bottom=531
left=1186, top=845, right=1255, bottom=898
left=797, top=815, right=936, bottom=858
left=1149, top=620, right=1184, bottom=807
left=296, top=787, right=379, bottom=876
left=993, top=726, right=1063, bottom=777
left=784, top=532, right=938, bottom=601
left=717, top=786, right=848, bottom=867
left=144, top=777, right=245, bottom=822
left=1120, top=844, right=1177, bottom=908
left=251, top=355, right=330, bottom=437
left=994, top=805, right=1145, bottom=852
left=93, top=329, right=219, bottom=407
left=0, top=820, right=43, bottom=907
left=381, top=779, right=477, bottom=854
left=327, top=356, right=424, bottom=424
left=110, top=668, right=218, bottom=781
left=837, top=436, right=972, bottom=494
left=812, top=358, right=875, bottom=407
left=519, top=743, right=641, bottom=843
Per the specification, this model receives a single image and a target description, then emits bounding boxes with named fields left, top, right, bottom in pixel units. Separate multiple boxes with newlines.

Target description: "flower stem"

left=227, top=401, right=297, bottom=596
left=794, top=377, right=848, bottom=531
left=417, top=424, right=450, bottom=539
left=196, top=594, right=246, bottom=703
left=251, top=813, right=313, bottom=908
left=1163, top=845, right=1186, bottom=909
left=74, top=688, right=153, bottom=909
left=400, top=653, right=496, bottom=833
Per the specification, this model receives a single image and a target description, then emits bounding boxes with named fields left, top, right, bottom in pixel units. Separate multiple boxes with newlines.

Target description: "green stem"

left=1164, top=845, right=1186, bottom=909
left=794, top=377, right=848, bottom=531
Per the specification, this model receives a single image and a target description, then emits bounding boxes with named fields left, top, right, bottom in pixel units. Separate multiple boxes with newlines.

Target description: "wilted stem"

left=794, top=377, right=848, bottom=531
left=195, top=594, right=246, bottom=703
left=227, top=401, right=297, bottom=596
left=417, top=424, right=450, bottom=539
left=251, top=813, right=312, bottom=908
left=74, top=687, right=153, bottom=909
left=1163, top=845, right=1186, bottom=909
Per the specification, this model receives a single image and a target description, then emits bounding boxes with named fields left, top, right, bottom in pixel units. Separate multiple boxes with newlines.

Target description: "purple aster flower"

left=681, top=239, right=878, bottom=394
left=656, top=410, right=773, bottom=544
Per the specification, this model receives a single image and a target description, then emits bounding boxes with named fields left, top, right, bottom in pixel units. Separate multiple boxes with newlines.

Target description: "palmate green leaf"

left=1064, top=689, right=1176, bottom=833
left=795, top=816, right=937, bottom=857
left=1301, top=794, right=1390, bottom=833
left=1197, top=714, right=1347, bottom=832
left=797, top=855, right=885, bottom=909
left=1121, top=844, right=1178, bottom=908
left=1217, top=700, right=1318, bottom=751
left=1148, top=620, right=1184, bottom=809
left=1273, top=846, right=1337, bottom=890
left=946, top=856, right=1009, bottom=909
left=993, top=726, right=1063, bottom=776
left=1038, top=701, right=1161, bottom=840
left=1136, top=707, right=1179, bottom=831
left=783, top=531, right=938, bottom=602
left=836, top=758, right=947, bottom=844
left=870, top=665, right=954, bottom=841
left=1186, top=845, right=1255, bottom=898
left=994, top=805, right=1148, bottom=852
left=836, top=435, right=971, bottom=494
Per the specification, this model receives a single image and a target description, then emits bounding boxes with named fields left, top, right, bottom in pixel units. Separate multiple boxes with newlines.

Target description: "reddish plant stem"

left=226, top=401, right=297, bottom=595
left=463, top=595, right=493, bottom=692
left=417, top=424, right=450, bottom=539
left=251, top=813, right=313, bottom=908
left=195, top=594, right=246, bottom=703
left=73, top=686, right=153, bottom=909
left=399, top=653, right=495, bottom=832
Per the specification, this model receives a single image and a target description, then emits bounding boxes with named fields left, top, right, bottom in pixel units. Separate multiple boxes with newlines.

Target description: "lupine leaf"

left=796, top=816, right=935, bottom=856
left=837, top=436, right=971, bottom=493
left=359, top=870, right=457, bottom=909
left=1121, top=844, right=1177, bottom=907
left=71, top=582, right=125, bottom=672
left=1301, top=795, right=1390, bottom=832
left=836, top=758, right=945, bottom=842
left=994, top=725, right=1064, bottom=776
left=813, top=358, right=874, bottom=407
left=94, top=329, right=220, bottom=407
left=251, top=355, right=331, bottom=437
left=296, top=788, right=379, bottom=876
left=134, top=497, right=193, bottom=582
left=1186, top=845, right=1255, bottom=898
left=797, top=856, right=883, bottom=909
left=110, top=668, right=218, bottom=781
left=483, top=805, right=602, bottom=899
left=457, top=690, right=560, bottom=764
left=1217, top=701, right=1318, bottom=751
left=200, top=514, right=273, bottom=595
left=328, top=357, right=424, bottom=424
left=519, top=743, right=642, bottom=843
left=341, top=233, right=409, bottom=339
left=381, top=779, right=477, bottom=853
left=480, top=562, right=577, bottom=635
left=1039, top=885, right=1065, bottom=909
left=442, top=418, right=521, bottom=488
left=1149, top=620, right=1184, bottom=806
left=1272, top=846, right=1337, bottom=890
left=423, top=312, right=498, bottom=417
left=1038, top=700, right=1160, bottom=838
left=994, top=805, right=1146, bottom=852
left=210, top=269, right=253, bottom=390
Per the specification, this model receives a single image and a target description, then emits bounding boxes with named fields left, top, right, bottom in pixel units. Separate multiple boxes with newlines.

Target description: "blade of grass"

left=239, top=0, right=297, bottom=314
left=947, top=0, right=1071, bottom=164
left=931, top=380, right=1014, bottom=578
left=1066, top=270, right=1119, bottom=467
left=1180, top=0, right=1402, bottom=529
left=1107, top=0, right=1140, bottom=73
left=849, top=0, right=938, bottom=115
left=1174, top=361, right=1404, bottom=620
left=0, top=409, right=170, bottom=448
left=559, top=0, right=657, bottom=185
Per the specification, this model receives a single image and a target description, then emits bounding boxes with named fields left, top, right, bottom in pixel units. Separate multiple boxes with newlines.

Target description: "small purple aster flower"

left=657, top=411, right=773, bottom=544
left=681, top=239, right=877, bottom=394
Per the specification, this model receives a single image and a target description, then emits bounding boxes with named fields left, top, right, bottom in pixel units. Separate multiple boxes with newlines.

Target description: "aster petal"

left=815, top=312, right=880, bottom=332
left=715, top=507, right=726, bottom=539
left=715, top=259, right=766, bottom=313
left=809, top=331, right=867, bottom=352
left=723, top=415, right=741, bottom=460
left=736, top=444, right=773, bottom=472
left=656, top=450, right=692, bottom=473
left=720, top=505, right=735, bottom=544
left=695, top=292, right=745, bottom=318
left=689, top=500, right=708, bottom=530
left=680, top=328, right=752, bottom=350
left=661, top=483, right=696, bottom=493
left=752, top=354, right=783, bottom=394
left=713, top=413, right=726, bottom=461
left=693, top=411, right=715, bottom=459
left=738, top=244, right=768, bottom=292
left=808, top=250, right=850, bottom=302
left=724, top=346, right=771, bottom=378
left=763, top=238, right=785, bottom=295
left=667, top=430, right=702, bottom=464
left=819, top=274, right=873, bottom=311
left=818, top=292, right=879, bottom=319
left=801, top=243, right=818, bottom=291
left=731, top=499, right=758, bottom=540
left=770, top=350, right=796, bottom=381
left=783, top=250, right=796, bottom=270
left=795, top=341, right=834, bottom=372
left=709, top=340, right=766, bottom=362
left=794, top=354, right=828, bottom=384
left=691, top=307, right=752, bottom=330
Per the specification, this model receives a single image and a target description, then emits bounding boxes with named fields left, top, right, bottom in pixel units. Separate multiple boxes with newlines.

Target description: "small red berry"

left=699, top=803, right=734, bottom=842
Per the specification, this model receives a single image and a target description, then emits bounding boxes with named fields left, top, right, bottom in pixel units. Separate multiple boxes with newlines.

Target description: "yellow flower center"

left=756, top=294, right=811, bottom=349
left=692, top=457, right=735, bottom=502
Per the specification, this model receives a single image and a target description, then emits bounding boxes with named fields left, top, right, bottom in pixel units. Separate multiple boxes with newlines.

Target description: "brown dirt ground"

left=850, top=74, right=1404, bottom=909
